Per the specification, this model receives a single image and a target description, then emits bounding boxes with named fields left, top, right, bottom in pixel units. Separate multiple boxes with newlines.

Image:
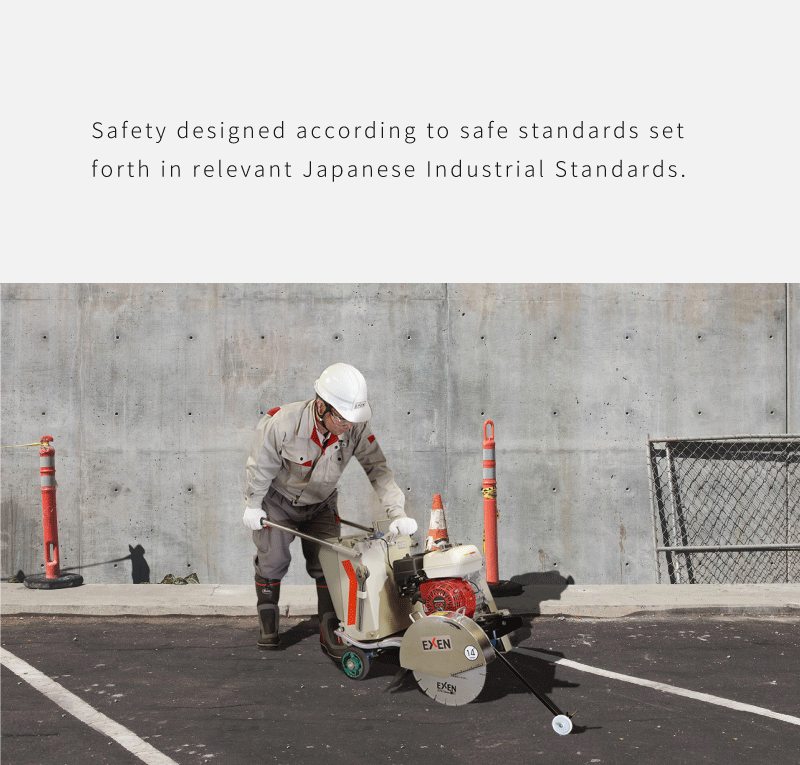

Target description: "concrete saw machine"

left=261, top=516, right=575, bottom=735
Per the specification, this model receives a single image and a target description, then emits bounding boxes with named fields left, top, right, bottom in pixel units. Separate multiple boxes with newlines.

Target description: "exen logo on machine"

left=421, top=636, right=452, bottom=651
left=436, top=680, right=457, bottom=695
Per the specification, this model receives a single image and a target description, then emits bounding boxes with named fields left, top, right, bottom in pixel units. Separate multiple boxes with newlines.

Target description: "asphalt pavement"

left=2, top=583, right=800, bottom=765
left=2, top=611, right=799, bottom=765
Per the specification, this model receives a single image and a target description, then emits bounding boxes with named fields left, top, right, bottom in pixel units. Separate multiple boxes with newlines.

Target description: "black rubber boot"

left=255, top=577, right=281, bottom=650
left=317, top=577, right=347, bottom=659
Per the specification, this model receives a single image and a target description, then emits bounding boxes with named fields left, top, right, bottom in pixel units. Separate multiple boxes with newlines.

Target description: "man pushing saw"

left=242, top=363, right=418, bottom=649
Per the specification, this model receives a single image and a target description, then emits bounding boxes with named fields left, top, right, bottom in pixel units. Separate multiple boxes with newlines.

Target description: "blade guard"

left=399, top=610, right=494, bottom=679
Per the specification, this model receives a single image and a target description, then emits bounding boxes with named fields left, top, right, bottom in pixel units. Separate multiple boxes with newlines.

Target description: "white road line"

left=515, top=647, right=800, bottom=727
left=0, top=647, right=179, bottom=765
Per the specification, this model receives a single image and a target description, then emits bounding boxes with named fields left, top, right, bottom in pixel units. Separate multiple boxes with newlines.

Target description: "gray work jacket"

left=244, top=399, right=406, bottom=519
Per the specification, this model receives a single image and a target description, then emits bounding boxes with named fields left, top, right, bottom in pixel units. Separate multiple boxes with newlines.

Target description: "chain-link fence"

left=648, top=436, right=800, bottom=584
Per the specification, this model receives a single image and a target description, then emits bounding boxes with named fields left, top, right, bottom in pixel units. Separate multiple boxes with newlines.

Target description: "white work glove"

left=388, top=516, right=418, bottom=537
left=242, top=506, right=267, bottom=531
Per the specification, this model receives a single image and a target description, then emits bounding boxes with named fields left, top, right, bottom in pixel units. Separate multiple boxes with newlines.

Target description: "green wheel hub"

left=342, top=650, right=367, bottom=679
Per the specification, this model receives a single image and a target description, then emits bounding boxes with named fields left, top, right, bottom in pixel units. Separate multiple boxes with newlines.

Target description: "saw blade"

left=413, top=664, right=486, bottom=706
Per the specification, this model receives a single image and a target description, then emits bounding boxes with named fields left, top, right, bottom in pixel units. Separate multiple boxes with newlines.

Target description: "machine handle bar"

left=340, top=518, right=374, bottom=532
left=259, top=517, right=362, bottom=559
left=494, top=649, right=565, bottom=718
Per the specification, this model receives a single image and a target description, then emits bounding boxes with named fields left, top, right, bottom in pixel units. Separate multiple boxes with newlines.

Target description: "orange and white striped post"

left=23, top=436, right=83, bottom=589
left=38, top=436, right=60, bottom=579
left=483, top=420, right=499, bottom=585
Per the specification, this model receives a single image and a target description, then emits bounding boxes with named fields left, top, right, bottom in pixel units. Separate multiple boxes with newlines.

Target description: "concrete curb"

left=2, top=582, right=799, bottom=619
left=0, top=584, right=312, bottom=617
left=496, top=583, right=800, bottom=618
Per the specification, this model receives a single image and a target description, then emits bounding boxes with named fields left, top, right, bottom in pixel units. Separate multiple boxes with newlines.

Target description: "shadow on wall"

left=127, top=544, right=150, bottom=583
left=53, top=543, right=152, bottom=584
left=493, top=570, right=575, bottom=615
left=512, top=571, right=575, bottom=586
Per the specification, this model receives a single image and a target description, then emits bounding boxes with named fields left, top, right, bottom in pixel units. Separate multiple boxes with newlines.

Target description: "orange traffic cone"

left=425, top=494, right=450, bottom=551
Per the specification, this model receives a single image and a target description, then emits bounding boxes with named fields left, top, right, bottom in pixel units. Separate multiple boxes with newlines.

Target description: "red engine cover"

left=420, top=578, right=476, bottom=618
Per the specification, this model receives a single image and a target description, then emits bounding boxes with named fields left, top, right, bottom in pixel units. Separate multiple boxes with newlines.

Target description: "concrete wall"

left=1, top=283, right=796, bottom=586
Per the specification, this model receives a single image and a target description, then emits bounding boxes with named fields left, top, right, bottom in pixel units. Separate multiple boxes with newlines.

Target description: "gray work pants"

left=252, top=485, right=341, bottom=581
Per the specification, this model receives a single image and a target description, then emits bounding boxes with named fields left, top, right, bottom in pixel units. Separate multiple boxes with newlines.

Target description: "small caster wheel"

left=552, top=714, right=573, bottom=735
left=341, top=649, right=370, bottom=680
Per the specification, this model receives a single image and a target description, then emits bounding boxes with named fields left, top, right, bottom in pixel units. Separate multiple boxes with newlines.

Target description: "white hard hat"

left=314, top=363, right=372, bottom=423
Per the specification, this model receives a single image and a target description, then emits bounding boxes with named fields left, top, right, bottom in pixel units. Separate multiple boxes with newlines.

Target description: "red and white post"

left=39, top=436, right=60, bottom=579
left=23, top=436, right=83, bottom=589
left=481, top=421, right=523, bottom=598
left=482, top=420, right=499, bottom=585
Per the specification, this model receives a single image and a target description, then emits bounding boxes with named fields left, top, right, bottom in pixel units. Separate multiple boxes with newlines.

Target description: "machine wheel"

left=341, top=649, right=370, bottom=680
left=552, top=715, right=573, bottom=735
